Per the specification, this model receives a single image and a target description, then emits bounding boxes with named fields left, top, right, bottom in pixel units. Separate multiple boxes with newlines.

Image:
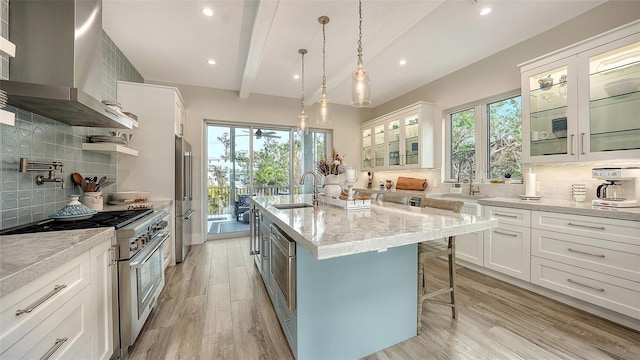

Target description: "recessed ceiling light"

left=399, top=59, right=407, bottom=66
left=202, top=8, right=214, bottom=17
left=480, top=7, right=492, bottom=16
left=207, top=59, right=216, bottom=65
left=293, top=74, right=300, bottom=80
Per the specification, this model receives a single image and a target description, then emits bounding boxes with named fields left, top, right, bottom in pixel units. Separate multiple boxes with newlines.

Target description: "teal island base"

left=286, top=243, right=418, bottom=359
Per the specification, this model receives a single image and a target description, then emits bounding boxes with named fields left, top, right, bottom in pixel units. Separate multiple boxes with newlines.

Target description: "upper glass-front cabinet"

left=521, top=21, right=640, bottom=163
left=580, top=39, right=640, bottom=160
left=360, top=101, right=435, bottom=171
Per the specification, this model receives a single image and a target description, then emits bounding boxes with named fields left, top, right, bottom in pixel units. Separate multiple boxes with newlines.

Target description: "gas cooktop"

left=0, top=209, right=153, bottom=235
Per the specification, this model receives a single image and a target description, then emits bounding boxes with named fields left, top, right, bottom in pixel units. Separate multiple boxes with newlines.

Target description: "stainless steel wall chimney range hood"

left=0, top=0, right=134, bottom=129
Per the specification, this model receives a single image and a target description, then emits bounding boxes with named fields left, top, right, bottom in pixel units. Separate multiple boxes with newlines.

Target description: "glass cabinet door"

left=362, top=128, right=372, bottom=169
left=584, top=41, right=640, bottom=156
left=374, top=124, right=385, bottom=167
left=387, top=119, right=401, bottom=167
left=528, top=65, right=571, bottom=157
left=403, top=114, right=419, bottom=166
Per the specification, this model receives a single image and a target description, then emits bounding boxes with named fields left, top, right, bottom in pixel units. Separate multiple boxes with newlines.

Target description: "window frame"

left=444, top=89, right=521, bottom=182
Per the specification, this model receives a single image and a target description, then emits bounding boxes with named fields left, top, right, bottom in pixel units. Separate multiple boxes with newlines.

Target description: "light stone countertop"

left=478, top=197, right=640, bottom=222
left=251, top=194, right=497, bottom=260
left=0, top=228, right=114, bottom=297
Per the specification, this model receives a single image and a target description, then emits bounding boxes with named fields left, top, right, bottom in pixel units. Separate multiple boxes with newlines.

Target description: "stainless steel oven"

left=270, top=225, right=296, bottom=311
left=116, top=208, right=170, bottom=356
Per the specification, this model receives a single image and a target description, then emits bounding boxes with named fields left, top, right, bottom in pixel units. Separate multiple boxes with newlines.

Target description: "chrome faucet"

left=300, top=170, right=319, bottom=206
left=457, top=158, right=479, bottom=195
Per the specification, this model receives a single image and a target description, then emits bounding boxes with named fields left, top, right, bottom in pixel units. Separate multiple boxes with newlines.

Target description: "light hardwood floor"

left=129, top=237, right=639, bottom=360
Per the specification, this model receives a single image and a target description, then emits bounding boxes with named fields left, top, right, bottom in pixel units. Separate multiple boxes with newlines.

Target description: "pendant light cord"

left=321, top=19, right=327, bottom=91
left=357, top=0, right=363, bottom=64
left=300, top=50, right=306, bottom=113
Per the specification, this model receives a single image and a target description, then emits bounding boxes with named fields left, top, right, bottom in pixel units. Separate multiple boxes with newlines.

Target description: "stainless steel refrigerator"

left=175, top=136, right=194, bottom=263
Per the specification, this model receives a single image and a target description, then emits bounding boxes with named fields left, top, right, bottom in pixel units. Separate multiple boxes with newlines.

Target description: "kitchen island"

left=250, top=195, right=497, bottom=360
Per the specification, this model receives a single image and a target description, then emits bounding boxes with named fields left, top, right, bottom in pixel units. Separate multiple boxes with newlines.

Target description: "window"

left=445, top=92, right=522, bottom=181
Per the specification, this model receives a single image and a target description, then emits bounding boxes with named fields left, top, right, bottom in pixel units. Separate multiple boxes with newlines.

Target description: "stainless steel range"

left=115, top=207, right=170, bottom=357
left=0, top=205, right=170, bottom=359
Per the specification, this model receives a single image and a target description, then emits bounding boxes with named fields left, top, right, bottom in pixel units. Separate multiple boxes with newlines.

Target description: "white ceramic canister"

left=81, top=192, right=104, bottom=211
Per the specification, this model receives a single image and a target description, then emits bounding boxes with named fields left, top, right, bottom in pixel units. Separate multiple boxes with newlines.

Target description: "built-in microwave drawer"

left=484, top=206, right=531, bottom=227
left=531, top=257, right=640, bottom=320
left=532, top=229, right=639, bottom=281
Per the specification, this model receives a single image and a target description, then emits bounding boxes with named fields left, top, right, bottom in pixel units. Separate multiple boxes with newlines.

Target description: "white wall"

left=149, top=83, right=369, bottom=244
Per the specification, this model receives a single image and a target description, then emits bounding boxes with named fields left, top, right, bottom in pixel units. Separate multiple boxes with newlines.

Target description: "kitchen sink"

left=272, top=203, right=313, bottom=210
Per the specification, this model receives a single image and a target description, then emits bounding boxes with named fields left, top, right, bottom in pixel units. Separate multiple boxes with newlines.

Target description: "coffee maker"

left=592, top=167, right=640, bottom=208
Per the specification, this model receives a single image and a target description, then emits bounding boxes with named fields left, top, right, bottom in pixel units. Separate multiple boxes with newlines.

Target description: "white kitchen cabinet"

left=521, top=20, right=640, bottom=163
left=0, top=236, right=115, bottom=359
left=361, top=102, right=434, bottom=170
left=117, top=81, right=185, bottom=267
left=174, top=96, right=186, bottom=136
left=530, top=211, right=640, bottom=319
left=483, top=206, right=531, bottom=281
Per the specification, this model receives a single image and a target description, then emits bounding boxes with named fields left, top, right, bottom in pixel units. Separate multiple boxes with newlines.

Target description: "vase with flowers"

left=317, top=148, right=345, bottom=198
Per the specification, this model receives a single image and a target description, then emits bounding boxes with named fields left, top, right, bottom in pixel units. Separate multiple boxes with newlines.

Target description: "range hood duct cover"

left=0, top=0, right=133, bottom=129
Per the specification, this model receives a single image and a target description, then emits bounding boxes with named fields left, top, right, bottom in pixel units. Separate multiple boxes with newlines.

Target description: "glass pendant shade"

left=352, top=63, right=370, bottom=107
left=316, top=90, right=331, bottom=125
left=297, top=111, right=308, bottom=134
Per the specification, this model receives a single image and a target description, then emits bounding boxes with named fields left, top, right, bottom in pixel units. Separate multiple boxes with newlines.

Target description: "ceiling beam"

left=239, top=0, right=280, bottom=99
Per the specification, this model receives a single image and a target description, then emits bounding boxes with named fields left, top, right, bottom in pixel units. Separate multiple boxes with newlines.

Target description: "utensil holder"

left=81, top=192, right=103, bottom=211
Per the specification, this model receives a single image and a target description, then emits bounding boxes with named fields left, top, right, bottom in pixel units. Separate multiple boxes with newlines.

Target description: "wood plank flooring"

left=129, top=237, right=639, bottom=360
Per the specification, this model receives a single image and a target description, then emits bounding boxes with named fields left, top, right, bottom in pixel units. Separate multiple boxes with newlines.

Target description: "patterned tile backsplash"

left=1, top=108, right=117, bottom=228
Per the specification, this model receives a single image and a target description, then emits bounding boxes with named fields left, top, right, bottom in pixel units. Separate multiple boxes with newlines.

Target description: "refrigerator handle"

left=188, top=150, right=193, bottom=200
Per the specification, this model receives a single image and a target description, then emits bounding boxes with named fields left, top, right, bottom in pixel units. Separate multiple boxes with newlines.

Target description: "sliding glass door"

left=206, top=123, right=330, bottom=239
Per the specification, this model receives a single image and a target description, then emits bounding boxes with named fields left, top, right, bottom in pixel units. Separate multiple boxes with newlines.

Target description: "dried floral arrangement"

left=317, top=148, right=345, bottom=176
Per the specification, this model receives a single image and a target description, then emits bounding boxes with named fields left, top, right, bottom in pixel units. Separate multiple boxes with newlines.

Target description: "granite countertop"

left=251, top=194, right=497, bottom=260
left=478, top=197, right=640, bottom=222
left=0, top=228, right=114, bottom=297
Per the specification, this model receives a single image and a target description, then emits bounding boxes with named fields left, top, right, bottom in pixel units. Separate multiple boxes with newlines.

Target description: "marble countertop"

left=478, top=197, right=640, bottom=222
left=0, top=228, right=114, bottom=297
left=251, top=194, right=497, bottom=260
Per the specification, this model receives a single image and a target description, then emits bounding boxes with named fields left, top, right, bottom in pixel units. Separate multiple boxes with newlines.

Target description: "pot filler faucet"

left=457, top=158, right=479, bottom=195
left=19, top=157, right=65, bottom=189
left=300, top=170, right=320, bottom=206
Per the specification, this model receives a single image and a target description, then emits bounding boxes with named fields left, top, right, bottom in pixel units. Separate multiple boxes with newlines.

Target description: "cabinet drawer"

left=532, top=229, right=639, bottom=281
left=0, top=252, right=91, bottom=349
left=531, top=257, right=639, bottom=320
left=1, top=285, right=92, bottom=359
left=484, top=224, right=531, bottom=281
left=532, top=211, right=640, bottom=245
left=484, top=206, right=531, bottom=227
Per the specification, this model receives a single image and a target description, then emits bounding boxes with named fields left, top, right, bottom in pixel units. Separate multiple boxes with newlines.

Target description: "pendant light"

left=352, top=0, right=371, bottom=107
left=316, top=16, right=331, bottom=125
left=297, top=48, right=309, bottom=135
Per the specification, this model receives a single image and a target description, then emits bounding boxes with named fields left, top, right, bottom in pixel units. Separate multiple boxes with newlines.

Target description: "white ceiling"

left=102, top=0, right=606, bottom=107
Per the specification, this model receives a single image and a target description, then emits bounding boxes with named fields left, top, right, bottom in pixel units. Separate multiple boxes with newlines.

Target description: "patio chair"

left=235, top=194, right=252, bottom=221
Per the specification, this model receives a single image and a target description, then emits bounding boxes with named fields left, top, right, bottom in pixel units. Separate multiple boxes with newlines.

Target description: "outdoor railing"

left=207, top=185, right=299, bottom=217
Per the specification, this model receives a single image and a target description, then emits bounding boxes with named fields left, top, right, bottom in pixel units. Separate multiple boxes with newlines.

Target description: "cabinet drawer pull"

left=567, top=222, right=605, bottom=230
left=493, top=212, right=518, bottom=218
left=15, top=284, right=67, bottom=316
left=494, top=230, right=518, bottom=237
left=568, top=248, right=605, bottom=258
left=567, top=279, right=605, bottom=292
left=39, top=337, right=68, bottom=360
left=580, top=133, right=585, bottom=155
